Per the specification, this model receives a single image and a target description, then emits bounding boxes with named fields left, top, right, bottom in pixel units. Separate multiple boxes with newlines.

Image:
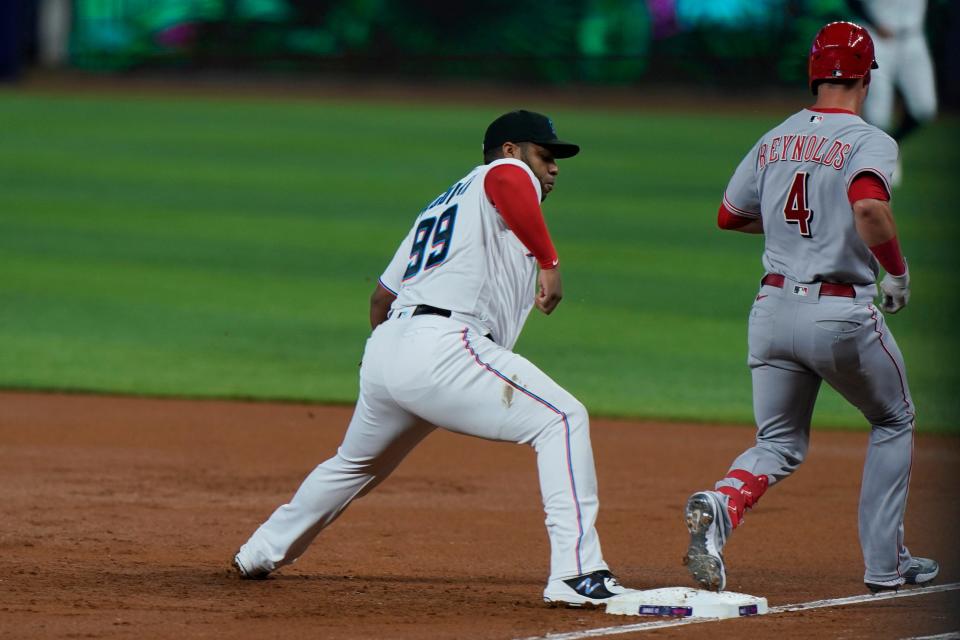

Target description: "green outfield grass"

left=1, top=89, right=957, bottom=432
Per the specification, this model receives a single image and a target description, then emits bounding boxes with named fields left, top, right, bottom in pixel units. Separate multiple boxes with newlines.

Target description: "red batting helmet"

left=808, top=21, right=878, bottom=94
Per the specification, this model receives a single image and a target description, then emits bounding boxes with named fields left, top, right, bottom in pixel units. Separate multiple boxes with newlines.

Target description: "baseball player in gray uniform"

left=682, top=22, right=939, bottom=594
left=233, top=110, right=637, bottom=607
left=848, top=0, right=938, bottom=184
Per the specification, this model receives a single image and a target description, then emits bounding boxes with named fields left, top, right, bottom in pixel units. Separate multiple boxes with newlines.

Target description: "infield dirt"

left=1, top=391, right=957, bottom=639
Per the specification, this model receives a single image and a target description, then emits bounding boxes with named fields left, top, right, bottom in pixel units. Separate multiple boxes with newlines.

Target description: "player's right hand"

left=880, top=267, right=910, bottom=314
left=536, top=267, right=563, bottom=315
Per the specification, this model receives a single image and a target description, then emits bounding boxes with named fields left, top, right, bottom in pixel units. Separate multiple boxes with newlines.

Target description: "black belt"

left=411, top=304, right=494, bottom=342
left=412, top=304, right=452, bottom=318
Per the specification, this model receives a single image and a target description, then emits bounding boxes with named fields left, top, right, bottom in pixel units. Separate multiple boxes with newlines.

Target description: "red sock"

left=717, top=470, right=769, bottom=528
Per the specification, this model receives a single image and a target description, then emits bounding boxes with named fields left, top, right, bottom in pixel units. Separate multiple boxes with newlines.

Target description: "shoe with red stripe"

left=865, top=557, right=939, bottom=593
left=683, top=491, right=728, bottom=592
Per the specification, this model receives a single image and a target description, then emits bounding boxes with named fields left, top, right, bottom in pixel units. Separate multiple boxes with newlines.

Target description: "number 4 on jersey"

left=783, top=171, right=813, bottom=238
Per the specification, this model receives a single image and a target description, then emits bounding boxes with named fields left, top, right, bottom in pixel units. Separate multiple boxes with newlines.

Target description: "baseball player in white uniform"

left=233, top=110, right=636, bottom=607
left=849, top=0, right=938, bottom=184
left=681, top=22, right=939, bottom=594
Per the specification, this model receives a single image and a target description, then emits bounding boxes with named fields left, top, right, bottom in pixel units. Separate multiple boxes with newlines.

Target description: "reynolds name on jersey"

left=757, top=134, right=851, bottom=172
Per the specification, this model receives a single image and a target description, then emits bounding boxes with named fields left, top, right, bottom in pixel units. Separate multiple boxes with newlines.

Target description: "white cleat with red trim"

left=683, top=491, right=728, bottom=592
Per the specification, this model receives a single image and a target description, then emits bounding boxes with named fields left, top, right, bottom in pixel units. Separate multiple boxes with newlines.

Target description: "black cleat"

left=543, top=570, right=636, bottom=608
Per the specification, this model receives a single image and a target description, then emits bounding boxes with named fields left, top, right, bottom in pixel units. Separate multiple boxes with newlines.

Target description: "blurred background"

left=1, top=0, right=957, bottom=431
left=2, top=0, right=959, bottom=99
left=3, top=0, right=960, bottom=97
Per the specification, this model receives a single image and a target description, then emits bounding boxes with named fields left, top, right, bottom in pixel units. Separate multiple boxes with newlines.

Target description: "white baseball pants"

left=863, top=29, right=938, bottom=130
left=237, top=312, right=607, bottom=583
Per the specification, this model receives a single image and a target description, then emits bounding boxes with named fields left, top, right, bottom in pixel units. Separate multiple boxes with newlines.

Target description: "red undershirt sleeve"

left=717, top=202, right=756, bottom=230
left=847, top=172, right=890, bottom=204
left=483, top=164, right=559, bottom=269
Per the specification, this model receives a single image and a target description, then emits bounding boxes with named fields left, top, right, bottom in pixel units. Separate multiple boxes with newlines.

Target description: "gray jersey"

left=723, top=108, right=898, bottom=285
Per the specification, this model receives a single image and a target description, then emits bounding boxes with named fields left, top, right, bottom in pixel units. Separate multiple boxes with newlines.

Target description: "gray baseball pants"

left=718, top=277, right=915, bottom=586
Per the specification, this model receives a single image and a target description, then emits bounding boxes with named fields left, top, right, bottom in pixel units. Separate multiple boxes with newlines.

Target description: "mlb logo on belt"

left=793, top=285, right=810, bottom=296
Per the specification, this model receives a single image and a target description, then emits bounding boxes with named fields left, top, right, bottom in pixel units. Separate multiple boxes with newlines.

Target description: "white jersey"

left=862, top=0, right=926, bottom=34
left=860, top=0, right=937, bottom=132
left=378, top=158, right=542, bottom=350
left=723, top=108, right=898, bottom=284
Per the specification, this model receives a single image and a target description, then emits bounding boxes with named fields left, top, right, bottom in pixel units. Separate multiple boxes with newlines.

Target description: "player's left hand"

left=536, top=267, right=563, bottom=315
left=880, top=266, right=910, bottom=314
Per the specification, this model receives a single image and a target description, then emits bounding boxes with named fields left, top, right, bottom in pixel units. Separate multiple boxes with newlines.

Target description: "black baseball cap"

left=483, top=110, right=580, bottom=159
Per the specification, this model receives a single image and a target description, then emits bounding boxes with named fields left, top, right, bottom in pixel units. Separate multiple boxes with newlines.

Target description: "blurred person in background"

left=0, top=0, right=25, bottom=81
left=847, top=0, right=938, bottom=185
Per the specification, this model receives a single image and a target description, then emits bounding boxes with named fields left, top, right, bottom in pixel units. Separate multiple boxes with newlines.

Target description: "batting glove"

left=879, top=264, right=910, bottom=314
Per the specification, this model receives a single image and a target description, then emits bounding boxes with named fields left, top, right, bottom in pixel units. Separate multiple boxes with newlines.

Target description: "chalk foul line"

left=514, top=582, right=960, bottom=640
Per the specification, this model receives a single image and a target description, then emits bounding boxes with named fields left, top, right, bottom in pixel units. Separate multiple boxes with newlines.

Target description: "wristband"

left=869, top=236, right=906, bottom=276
